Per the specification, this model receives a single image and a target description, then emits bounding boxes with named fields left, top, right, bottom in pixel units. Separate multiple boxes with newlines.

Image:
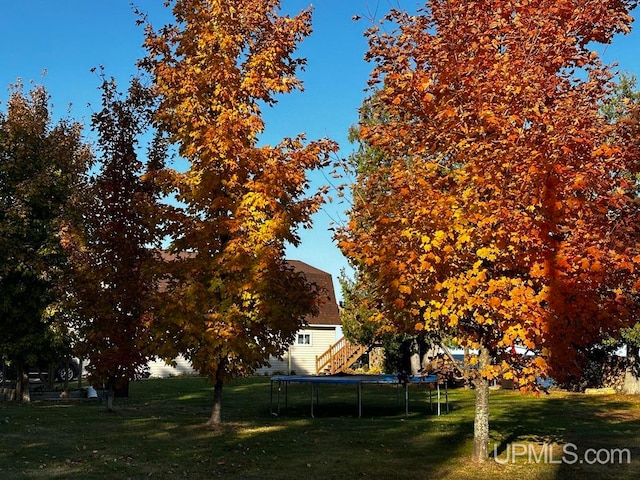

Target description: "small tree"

left=62, top=75, right=168, bottom=410
left=142, top=0, right=337, bottom=426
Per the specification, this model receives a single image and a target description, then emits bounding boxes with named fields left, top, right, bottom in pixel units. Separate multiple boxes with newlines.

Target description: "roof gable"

left=157, top=251, right=341, bottom=327
left=286, top=260, right=341, bottom=326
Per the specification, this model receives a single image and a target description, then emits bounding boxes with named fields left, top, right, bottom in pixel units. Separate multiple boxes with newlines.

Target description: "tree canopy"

left=60, top=75, right=168, bottom=409
left=0, top=83, right=91, bottom=399
left=338, top=0, right=640, bottom=461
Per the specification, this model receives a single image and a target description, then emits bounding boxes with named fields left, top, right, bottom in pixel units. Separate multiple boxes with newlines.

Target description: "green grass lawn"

left=1, top=376, right=639, bottom=479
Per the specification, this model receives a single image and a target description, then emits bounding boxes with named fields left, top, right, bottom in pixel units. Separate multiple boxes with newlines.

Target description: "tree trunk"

left=77, top=358, right=83, bottom=390
left=623, top=347, right=640, bottom=394
left=105, top=377, right=115, bottom=412
left=206, top=378, right=224, bottom=428
left=16, top=365, right=31, bottom=403
left=106, top=386, right=115, bottom=411
left=463, top=346, right=471, bottom=389
left=473, top=345, right=491, bottom=462
left=409, top=338, right=421, bottom=375
left=47, top=365, right=54, bottom=390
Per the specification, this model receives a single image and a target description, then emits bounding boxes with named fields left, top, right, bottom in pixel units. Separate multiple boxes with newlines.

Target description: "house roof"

left=158, top=251, right=341, bottom=327
left=286, top=260, right=341, bottom=327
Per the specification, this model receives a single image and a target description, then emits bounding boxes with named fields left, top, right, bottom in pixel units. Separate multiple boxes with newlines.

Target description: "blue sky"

left=1, top=1, right=639, bottom=300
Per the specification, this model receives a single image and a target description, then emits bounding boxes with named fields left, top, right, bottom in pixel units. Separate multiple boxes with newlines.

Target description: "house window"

left=297, top=333, right=311, bottom=345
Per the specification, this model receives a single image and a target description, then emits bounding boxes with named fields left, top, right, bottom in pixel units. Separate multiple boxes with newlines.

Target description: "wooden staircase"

left=315, top=337, right=367, bottom=374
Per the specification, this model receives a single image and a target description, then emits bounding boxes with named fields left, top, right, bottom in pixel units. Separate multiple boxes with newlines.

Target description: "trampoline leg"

left=405, top=383, right=409, bottom=417
left=271, top=380, right=282, bottom=416
left=311, top=383, right=315, bottom=418
left=437, top=382, right=441, bottom=416
left=445, top=381, right=449, bottom=413
left=270, top=380, right=274, bottom=415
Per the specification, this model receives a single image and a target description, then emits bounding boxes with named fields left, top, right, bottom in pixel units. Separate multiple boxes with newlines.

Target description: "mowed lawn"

left=1, top=376, right=639, bottom=479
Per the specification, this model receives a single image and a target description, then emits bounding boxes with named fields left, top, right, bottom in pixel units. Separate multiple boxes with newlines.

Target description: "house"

left=147, top=260, right=343, bottom=378
left=256, top=260, right=342, bottom=376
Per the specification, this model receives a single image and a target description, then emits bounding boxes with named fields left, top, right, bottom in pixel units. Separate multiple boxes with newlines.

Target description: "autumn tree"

left=62, top=75, right=168, bottom=410
left=584, top=72, right=640, bottom=394
left=142, top=0, right=337, bottom=426
left=340, top=112, right=436, bottom=375
left=339, top=0, right=640, bottom=461
left=0, top=82, right=91, bottom=401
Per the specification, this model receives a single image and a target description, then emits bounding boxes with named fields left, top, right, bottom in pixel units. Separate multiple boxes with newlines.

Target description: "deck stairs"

left=315, top=336, right=367, bottom=374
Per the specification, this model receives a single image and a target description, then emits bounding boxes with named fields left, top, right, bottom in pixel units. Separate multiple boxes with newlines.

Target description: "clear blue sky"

left=1, top=1, right=639, bottom=300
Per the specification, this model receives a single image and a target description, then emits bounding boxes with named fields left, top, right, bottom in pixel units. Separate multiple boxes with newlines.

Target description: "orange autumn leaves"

left=339, top=0, right=640, bottom=387
left=143, top=0, right=337, bottom=385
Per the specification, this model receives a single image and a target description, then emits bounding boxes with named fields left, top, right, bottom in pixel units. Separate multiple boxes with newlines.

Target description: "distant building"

left=147, top=260, right=342, bottom=378
left=256, top=260, right=342, bottom=376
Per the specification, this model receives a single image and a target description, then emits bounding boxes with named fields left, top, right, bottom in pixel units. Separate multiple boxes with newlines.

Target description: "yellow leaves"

left=456, top=231, right=471, bottom=249
left=402, top=228, right=416, bottom=240
left=532, top=356, right=548, bottom=371
left=572, top=174, right=588, bottom=190
left=432, top=230, right=447, bottom=247
left=479, top=365, right=501, bottom=381
left=530, top=262, right=548, bottom=279
left=476, top=247, right=497, bottom=261
left=480, top=108, right=498, bottom=127
left=475, top=314, right=493, bottom=326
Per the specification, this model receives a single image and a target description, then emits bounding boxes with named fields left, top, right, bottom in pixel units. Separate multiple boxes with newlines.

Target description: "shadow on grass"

left=488, top=390, right=640, bottom=480
left=2, top=378, right=639, bottom=479
left=0, top=377, right=472, bottom=480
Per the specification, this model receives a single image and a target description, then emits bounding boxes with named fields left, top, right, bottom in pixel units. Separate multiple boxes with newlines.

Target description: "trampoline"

left=269, top=374, right=448, bottom=418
